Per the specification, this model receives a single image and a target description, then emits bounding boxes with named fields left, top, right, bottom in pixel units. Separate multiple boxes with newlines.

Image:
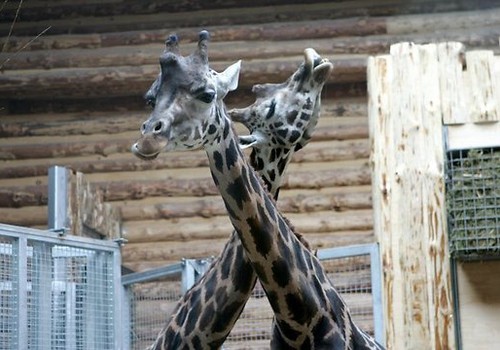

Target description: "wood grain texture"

left=368, top=42, right=455, bottom=349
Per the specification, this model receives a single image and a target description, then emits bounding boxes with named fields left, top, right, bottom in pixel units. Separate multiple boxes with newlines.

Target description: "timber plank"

left=0, top=3, right=387, bottom=36
left=0, top=40, right=344, bottom=71
left=0, top=160, right=371, bottom=207
left=0, top=138, right=370, bottom=178
left=0, top=100, right=367, bottom=138
left=3, top=26, right=500, bottom=71
left=0, top=55, right=367, bottom=99
left=121, top=229, right=374, bottom=266
left=117, top=186, right=372, bottom=221
left=122, top=209, right=373, bottom=244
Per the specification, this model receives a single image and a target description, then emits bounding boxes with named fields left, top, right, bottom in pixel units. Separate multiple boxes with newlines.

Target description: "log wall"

left=0, top=1, right=498, bottom=274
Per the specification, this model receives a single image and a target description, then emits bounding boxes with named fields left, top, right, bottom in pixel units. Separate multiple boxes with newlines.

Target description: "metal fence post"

left=48, top=166, right=69, bottom=234
left=369, top=243, right=385, bottom=347
left=181, top=259, right=211, bottom=293
left=15, top=236, right=28, bottom=350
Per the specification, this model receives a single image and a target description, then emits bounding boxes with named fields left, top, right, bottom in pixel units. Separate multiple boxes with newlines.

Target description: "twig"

left=0, top=0, right=10, bottom=14
left=2, top=0, right=24, bottom=53
left=0, top=26, right=52, bottom=71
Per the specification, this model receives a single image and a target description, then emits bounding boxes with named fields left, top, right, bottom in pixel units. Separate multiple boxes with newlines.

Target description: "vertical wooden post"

left=368, top=43, right=455, bottom=350
left=48, top=166, right=121, bottom=239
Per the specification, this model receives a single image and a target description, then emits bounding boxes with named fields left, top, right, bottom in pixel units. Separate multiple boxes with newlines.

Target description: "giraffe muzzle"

left=131, top=134, right=166, bottom=160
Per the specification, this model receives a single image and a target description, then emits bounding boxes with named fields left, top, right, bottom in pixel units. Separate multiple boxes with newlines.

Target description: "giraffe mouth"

left=131, top=134, right=166, bottom=160
left=304, top=48, right=333, bottom=84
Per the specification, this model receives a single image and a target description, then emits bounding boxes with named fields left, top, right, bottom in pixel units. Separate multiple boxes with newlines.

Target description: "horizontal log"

left=0, top=162, right=371, bottom=207
left=0, top=56, right=367, bottom=99
left=0, top=0, right=331, bottom=22
left=0, top=97, right=367, bottom=138
left=0, top=38, right=342, bottom=71
left=0, top=110, right=364, bottom=156
left=0, top=138, right=369, bottom=178
left=0, top=3, right=387, bottom=37
left=0, top=111, right=144, bottom=138
left=1, top=17, right=382, bottom=52
left=122, top=229, right=374, bottom=264
left=3, top=25, right=500, bottom=72
left=122, top=216, right=234, bottom=243
left=3, top=5, right=500, bottom=52
left=100, top=162, right=371, bottom=202
left=122, top=209, right=373, bottom=244
left=386, top=7, right=500, bottom=35
left=122, top=229, right=375, bottom=272
left=0, top=133, right=135, bottom=160
left=330, top=25, right=500, bottom=55
left=118, top=186, right=372, bottom=221
left=1, top=157, right=343, bottom=188
left=8, top=0, right=484, bottom=24
left=121, top=238, right=228, bottom=262
left=0, top=81, right=367, bottom=115
left=0, top=206, right=47, bottom=227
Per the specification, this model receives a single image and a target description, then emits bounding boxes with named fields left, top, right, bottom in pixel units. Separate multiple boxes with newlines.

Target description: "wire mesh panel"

left=0, top=224, right=121, bottom=350
left=224, top=243, right=383, bottom=349
left=224, top=282, right=272, bottom=350
left=446, top=147, right=500, bottom=259
left=322, top=255, right=374, bottom=334
left=0, top=236, right=17, bottom=349
left=127, top=279, right=182, bottom=350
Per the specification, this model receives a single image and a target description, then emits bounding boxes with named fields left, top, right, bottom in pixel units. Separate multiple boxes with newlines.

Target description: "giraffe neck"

left=206, top=105, right=317, bottom=331
left=204, top=104, right=382, bottom=349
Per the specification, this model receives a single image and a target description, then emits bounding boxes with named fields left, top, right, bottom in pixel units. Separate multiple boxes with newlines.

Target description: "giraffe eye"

left=196, top=90, right=215, bottom=103
left=146, top=97, right=156, bottom=108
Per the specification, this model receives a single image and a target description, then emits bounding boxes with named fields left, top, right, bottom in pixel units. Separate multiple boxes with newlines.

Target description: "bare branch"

left=0, top=26, right=52, bottom=71
left=2, top=0, right=24, bottom=53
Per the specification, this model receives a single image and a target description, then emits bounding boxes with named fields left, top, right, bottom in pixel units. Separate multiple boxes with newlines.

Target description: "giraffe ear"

left=238, top=134, right=265, bottom=149
left=215, top=60, right=241, bottom=99
left=252, top=83, right=280, bottom=98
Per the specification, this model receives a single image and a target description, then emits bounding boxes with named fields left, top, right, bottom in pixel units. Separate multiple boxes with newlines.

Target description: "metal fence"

left=0, top=223, right=123, bottom=350
left=122, top=259, right=211, bottom=350
left=446, top=147, right=500, bottom=259
left=125, top=243, right=384, bottom=349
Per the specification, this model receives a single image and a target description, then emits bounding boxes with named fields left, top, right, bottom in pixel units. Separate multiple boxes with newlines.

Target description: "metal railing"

left=0, top=223, right=123, bottom=350
left=124, top=243, right=385, bottom=349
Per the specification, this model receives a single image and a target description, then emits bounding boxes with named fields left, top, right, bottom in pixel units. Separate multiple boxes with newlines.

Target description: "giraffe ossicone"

left=133, top=31, right=383, bottom=350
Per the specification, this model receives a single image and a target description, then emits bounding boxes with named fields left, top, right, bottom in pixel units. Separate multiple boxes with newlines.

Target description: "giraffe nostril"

left=153, top=121, right=163, bottom=133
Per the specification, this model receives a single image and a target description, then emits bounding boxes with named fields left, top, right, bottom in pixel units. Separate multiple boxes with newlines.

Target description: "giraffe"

left=132, top=31, right=383, bottom=349
left=142, top=42, right=331, bottom=349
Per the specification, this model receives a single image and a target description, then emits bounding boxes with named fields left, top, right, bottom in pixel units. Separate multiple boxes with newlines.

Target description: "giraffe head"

left=131, top=30, right=241, bottom=160
left=228, top=48, right=333, bottom=152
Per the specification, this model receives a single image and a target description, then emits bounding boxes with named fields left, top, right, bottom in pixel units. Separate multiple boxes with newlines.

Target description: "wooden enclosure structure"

left=1, top=1, right=500, bottom=348
left=368, top=41, right=500, bottom=349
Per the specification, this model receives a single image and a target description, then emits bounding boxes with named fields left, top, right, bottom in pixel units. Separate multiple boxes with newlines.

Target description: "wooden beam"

left=446, top=122, right=500, bottom=150
left=0, top=17, right=384, bottom=52
left=0, top=3, right=387, bottom=36
left=0, top=99, right=367, bottom=138
left=0, top=55, right=367, bottom=99
left=368, top=42, right=455, bottom=349
left=0, top=163, right=371, bottom=207
left=65, top=169, right=121, bottom=239
left=122, top=209, right=373, bottom=244
left=0, top=138, right=369, bottom=178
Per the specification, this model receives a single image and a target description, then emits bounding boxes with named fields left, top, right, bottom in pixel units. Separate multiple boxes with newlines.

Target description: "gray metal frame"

left=0, top=223, right=124, bottom=350
left=48, top=165, right=70, bottom=234
left=123, top=242, right=385, bottom=348
left=317, top=242, right=385, bottom=346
